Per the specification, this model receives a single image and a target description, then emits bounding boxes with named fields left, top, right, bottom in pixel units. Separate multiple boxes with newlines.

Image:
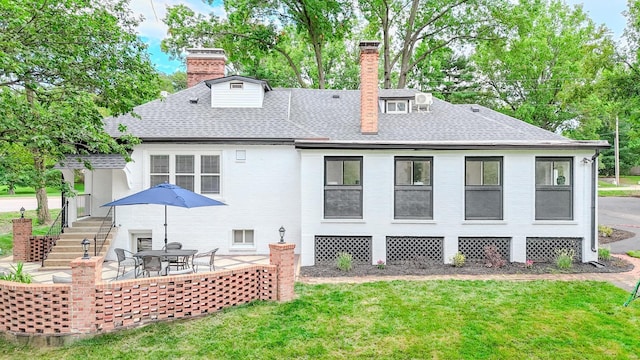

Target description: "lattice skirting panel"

left=386, top=237, right=444, bottom=264
left=526, top=237, right=583, bottom=262
left=314, top=236, right=372, bottom=264
left=458, top=237, right=511, bottom=262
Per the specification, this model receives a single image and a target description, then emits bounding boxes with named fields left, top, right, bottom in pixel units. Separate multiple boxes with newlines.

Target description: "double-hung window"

left=149, top=154, right=220, bottom=194
left=150, top=155, right=170, bottom=186
left=535, top=158, right=572, bottom=220
left=394, top=157, right=433, bottom=219
left=465, top=157, right=503, bottom=220
left=324, top=157, right=362, bottom=219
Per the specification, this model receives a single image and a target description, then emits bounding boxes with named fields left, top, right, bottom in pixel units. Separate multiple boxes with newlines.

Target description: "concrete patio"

left=0, top=254, right=299, bottom=284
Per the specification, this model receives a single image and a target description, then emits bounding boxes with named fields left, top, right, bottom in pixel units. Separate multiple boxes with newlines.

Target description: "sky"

left=131, top=0, right=629, bottom=74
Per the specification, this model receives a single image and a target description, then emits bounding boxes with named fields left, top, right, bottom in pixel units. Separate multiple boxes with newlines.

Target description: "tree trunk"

left=8, top=184, right=15, bottom=195
left=382, top=1, right=392, bottom=89
left=33, top=154, right=51, bottom=224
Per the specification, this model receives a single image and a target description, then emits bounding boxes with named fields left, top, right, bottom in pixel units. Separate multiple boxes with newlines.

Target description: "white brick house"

left=59, top=41, right=608, bottom=266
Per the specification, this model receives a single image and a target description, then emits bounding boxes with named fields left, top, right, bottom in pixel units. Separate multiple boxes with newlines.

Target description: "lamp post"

left=279, top=226, right=286, bottom=243
left=81, top=238, right=90, bottom=259
left=19, top=207, right=25, bottom=218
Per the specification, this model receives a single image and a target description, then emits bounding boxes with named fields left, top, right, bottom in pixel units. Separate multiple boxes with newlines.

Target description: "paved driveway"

left=598, top=197, right=640, bottom=254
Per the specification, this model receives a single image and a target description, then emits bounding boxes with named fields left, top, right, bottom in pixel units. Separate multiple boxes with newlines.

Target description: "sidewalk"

left=0, top=196, right=61, bottom=212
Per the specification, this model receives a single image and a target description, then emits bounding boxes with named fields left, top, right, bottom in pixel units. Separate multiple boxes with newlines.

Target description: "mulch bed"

left=300, top=228, right=636, bottom=278
left=599, top=228, right=635, bottom=244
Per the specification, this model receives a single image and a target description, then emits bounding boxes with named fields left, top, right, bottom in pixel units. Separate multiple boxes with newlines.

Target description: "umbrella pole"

left=164, top=205, right=168, bottom=252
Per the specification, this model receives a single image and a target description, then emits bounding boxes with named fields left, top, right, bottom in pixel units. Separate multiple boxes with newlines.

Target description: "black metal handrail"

left=94, top=206, right=115, bottom=256
left=42, top=200, right=68, bottom=266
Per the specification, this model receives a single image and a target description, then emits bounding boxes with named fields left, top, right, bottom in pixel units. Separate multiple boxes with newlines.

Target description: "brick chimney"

left=359, top=41, right=380, bottom=135
left=186, top=48, right=226, bottom=88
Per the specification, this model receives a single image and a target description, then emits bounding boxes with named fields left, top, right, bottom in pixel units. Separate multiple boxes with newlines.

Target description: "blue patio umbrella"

left=102, top=183, right=226, bottom=250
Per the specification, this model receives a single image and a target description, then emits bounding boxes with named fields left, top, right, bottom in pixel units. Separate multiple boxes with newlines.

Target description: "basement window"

left=386, top=100, right=408, bottom=114
left=230, top=82, right=244, bottom=90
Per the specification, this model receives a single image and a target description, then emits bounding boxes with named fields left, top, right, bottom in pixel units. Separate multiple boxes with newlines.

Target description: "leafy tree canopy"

left=473, top=0, right=615, bottom=133
left=0, top=0, right=160, bottom=222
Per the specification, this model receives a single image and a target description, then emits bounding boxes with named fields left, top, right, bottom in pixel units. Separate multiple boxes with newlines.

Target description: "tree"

left=411, top=46, right=489, bottom=104
left=473, top=0, right=614, bottom=133
left=162, top=0, right=355, bottom=89
left=0, top=0, right=160, bottom=223
left=0, top=143, right=32, bottom=195
left=159, top=71, right=188, bottom=93
left=359, top=0, right=503, bottom=89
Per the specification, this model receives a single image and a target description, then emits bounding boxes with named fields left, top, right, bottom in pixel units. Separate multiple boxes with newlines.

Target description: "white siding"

left=105, top=144, right=300, bottom=260
left=210, top=81, right=264, bottom=108
left=300, top=149, right=598, bottom=266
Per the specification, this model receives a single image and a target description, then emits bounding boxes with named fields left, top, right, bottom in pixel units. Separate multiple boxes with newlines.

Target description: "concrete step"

left=51, top=243, right=110, bottom=253
left=64, top=227, right=113, bottom=233
left=70, top=221, right=112, bottom=228
left=40, top=217, right=116, bottom=269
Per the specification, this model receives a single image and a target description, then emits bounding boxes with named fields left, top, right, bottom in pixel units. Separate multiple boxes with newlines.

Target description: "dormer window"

left=230, top=82, right=243, bottom=90
left=386, top=100, right=408, bottom=114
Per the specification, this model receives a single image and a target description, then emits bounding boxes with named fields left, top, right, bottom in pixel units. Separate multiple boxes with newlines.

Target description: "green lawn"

left=0, top=280, right=638, bottom=359
left=0, top=184, right=84, bottom=197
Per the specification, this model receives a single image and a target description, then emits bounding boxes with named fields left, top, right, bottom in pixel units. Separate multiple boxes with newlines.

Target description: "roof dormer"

left=205, top=75, right=272, bottom=108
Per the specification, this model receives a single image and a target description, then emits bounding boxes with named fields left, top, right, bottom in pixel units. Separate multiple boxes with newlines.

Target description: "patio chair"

left=163, top=242, right=185, bottom=270
left=114, top=248, right=142, bottom=280
left=142, top=255, right=165, bottom=277
left=192, top=248, right=219, bottom=272
left=163, top=242, right=182, bottom=250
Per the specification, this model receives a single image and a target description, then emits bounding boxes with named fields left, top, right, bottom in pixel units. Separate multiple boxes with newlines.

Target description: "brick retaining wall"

left=94, top=266, right=275, bottom=332
left=0, top=282, right=72, bottom=335
left=0, top=241, right=294, bottom=343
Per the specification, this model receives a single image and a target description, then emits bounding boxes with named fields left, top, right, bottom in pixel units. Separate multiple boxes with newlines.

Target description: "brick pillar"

left=70, top=256, right=102, bottom=334
left=269, top=243, right=296, bottom=302
left=359, top=40, right=380, bottom=135
left=12, top=218, right=32, bottom=261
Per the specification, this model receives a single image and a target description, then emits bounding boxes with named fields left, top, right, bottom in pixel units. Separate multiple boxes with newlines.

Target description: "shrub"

left=336, top=252, right=353, bottom=272
left=483, top=245, right=506, bottom=268
left=0, top=262, right=32, bottom=283
left=554, top=248, right=575, bottom=270
left=627, top=250, right=640, bottom=259
left=598, top=247, right=611, bottom=261
left=451, top=252, right=465, bottom=267
left=376, top=259, right=385, bottom=269
left=524, top=260, right=534, bottom=269
left=598, top=225, right=613, bottom=237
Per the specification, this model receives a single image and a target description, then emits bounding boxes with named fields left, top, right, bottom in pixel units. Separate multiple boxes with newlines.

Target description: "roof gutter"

left=294, top=140, right=611, bottom=151
left=139, top=138, right=296, bottom=145
left=591, top=150, right=600, bottom=252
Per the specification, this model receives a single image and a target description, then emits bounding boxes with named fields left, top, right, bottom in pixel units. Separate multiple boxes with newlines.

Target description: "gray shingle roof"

left=56, top=154, right=127, bottom=169
left=103, top=81, right=608, bottom=149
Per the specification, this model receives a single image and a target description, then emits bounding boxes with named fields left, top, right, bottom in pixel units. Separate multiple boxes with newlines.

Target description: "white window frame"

left=232, top=229, right=255, bottom=249
left=386, top=100, right=409, bottom=114
left=147, top=151, right=222, bottom=195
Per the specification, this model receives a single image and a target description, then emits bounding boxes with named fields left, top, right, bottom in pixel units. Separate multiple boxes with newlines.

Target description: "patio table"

left=134, top=249, right=197, bottom=274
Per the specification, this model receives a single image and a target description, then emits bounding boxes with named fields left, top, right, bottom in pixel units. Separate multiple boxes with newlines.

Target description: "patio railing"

left=94, top=206, right=114, bottom=256
left=41, top=201, right=68, bottom=266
